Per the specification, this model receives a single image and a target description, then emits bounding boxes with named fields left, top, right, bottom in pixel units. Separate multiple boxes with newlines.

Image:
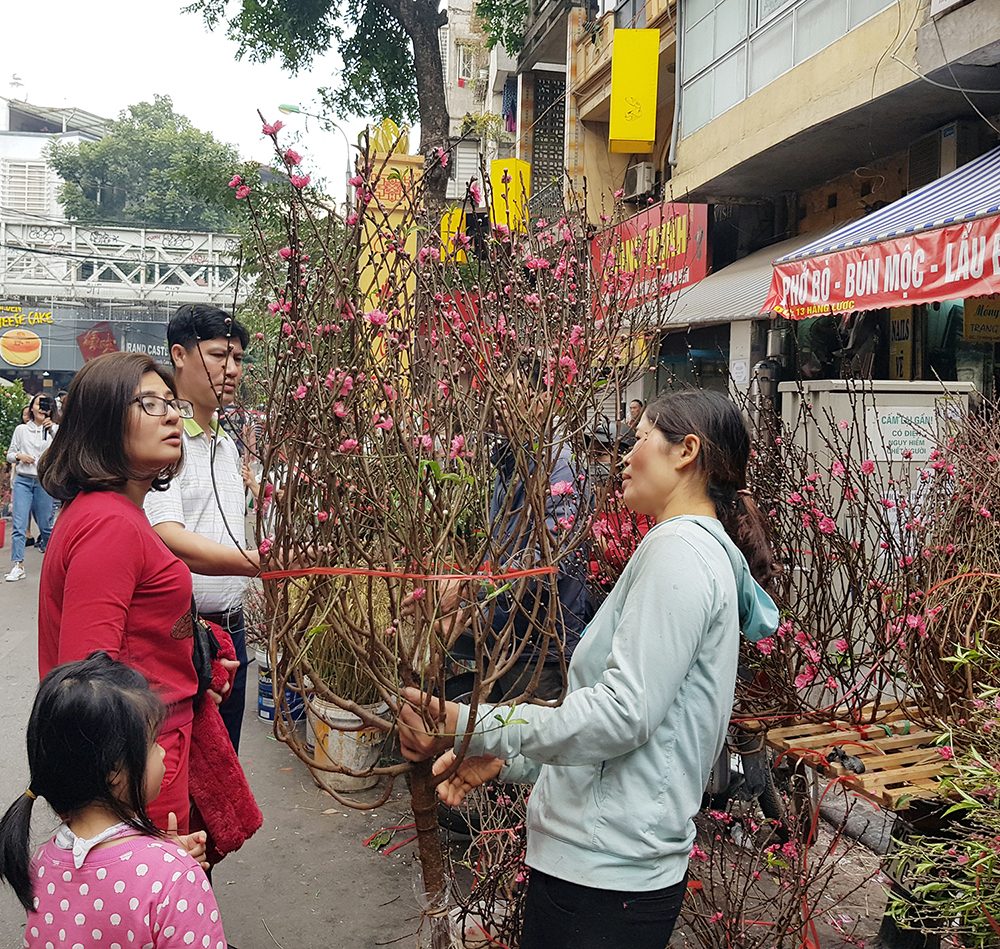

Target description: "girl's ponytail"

left=0, top=791, right=38, bottom=911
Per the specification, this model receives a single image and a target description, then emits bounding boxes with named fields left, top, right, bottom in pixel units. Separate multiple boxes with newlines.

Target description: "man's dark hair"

left=167, top=304, right=249, bottom=364
left=38, top=352, right=182, bottom=501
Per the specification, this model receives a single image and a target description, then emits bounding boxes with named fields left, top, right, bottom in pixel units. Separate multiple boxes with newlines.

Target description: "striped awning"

left=775, top=145, right=1000, bottom=264
left=763, top=146, right=1000, bottom=318
left=663, top=232, right=829, bottom=325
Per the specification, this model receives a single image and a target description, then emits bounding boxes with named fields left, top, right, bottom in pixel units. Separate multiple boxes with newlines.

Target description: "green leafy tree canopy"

left=46, top=95, right=241, bottom=232
left=474, top=0, right=528, bottom=54
left=184, top=0, right=452, bottom=206
left=0, top=379, right=29, bottom=458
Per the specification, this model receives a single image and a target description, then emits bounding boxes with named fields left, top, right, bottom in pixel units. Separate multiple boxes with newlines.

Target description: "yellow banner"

left=609, top=29, right=659, bottom=154
left=490, top=159, right=531, bottom=232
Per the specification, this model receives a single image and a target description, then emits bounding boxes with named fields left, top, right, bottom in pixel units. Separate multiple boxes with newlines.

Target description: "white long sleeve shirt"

left=6, top=420, right=57, bottom=478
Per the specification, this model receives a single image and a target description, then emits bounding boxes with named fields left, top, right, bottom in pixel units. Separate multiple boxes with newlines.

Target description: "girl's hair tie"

left=24, top=789, right=36, bottom=801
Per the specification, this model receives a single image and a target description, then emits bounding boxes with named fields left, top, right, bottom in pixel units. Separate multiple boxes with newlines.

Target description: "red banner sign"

left=763, top=215, right=1000, bottom=319
left=593, top=202, right=709, bottom=310
left=77, top=321, right=120, bottom=362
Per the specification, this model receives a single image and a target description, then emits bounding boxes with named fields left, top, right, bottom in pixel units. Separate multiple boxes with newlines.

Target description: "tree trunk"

left=409, top=758, right=451, bottom=947
left=388, top=0, right=450, bottom=211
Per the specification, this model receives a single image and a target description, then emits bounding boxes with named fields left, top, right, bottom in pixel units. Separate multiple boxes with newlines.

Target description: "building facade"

left=0, top=98, right=242, bottom=393
left=489, top=0, right=1000, bottom=407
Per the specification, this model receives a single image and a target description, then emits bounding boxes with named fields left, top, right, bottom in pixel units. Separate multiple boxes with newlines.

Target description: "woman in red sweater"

left=37, top=352, right=201, bottom=832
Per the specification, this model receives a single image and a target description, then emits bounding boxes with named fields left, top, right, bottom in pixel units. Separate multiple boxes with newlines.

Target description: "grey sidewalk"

left=0, top=538, right=419, bottom=948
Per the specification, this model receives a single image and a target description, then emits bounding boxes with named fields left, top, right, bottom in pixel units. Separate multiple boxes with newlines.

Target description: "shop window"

left=654, top=326, right=730, bottom=394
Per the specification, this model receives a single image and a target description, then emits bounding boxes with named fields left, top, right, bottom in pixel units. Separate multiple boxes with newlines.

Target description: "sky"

left=4, top=0, right=389, bottom=204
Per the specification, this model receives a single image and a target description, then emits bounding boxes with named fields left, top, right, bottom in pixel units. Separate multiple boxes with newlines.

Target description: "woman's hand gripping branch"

left=397, top=687, right=505, bottom=806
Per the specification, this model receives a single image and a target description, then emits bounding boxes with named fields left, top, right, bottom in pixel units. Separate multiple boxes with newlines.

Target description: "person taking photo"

left=6, top=393, right=58, bottom=581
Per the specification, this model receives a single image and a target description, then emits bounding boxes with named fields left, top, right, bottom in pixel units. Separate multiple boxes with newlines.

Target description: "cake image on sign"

left=0, top=329, right=42, bottom=366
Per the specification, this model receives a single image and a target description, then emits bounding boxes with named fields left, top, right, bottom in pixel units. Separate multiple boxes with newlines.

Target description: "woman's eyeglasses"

left=131, top=396, right=195, bottom=419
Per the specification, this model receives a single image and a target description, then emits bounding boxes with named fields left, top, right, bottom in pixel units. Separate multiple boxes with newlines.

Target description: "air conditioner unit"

left=623, top=162, right=655, bottom=202
left=907, top=120, right=986, bottom=192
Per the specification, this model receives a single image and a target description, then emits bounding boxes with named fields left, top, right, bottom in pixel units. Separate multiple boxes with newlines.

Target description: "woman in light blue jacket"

left=400, top=390, right=779, bottom=949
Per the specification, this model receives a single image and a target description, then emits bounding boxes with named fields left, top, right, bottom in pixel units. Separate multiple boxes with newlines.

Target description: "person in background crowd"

left=628, top=398, right=644, bottom=430
left=399, top=390, right=779, bottom=949
left=6, top=394, right=58, bottom=581
left=616, top=398, right=645, bottom=451
left=37, top=352, right=234, bottom=834
left=146, top=304, right=259, bottom=752
left=404, top=359, right=594, bottom=702
left=14, top=405, right=37, bottom=549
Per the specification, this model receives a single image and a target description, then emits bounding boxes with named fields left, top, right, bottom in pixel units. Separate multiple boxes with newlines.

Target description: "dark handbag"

left=191, top=597, right=222, bottom=701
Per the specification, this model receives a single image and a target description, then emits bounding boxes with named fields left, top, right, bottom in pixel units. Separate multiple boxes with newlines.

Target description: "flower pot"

left=308, top=698, right=388, bottom=792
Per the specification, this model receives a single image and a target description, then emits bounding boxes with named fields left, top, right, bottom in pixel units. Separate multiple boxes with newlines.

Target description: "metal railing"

left=0, top=220, right=245, bottom=305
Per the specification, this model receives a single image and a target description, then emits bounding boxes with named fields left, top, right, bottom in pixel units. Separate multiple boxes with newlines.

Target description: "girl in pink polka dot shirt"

left=0, top=652, right=228, bottom=948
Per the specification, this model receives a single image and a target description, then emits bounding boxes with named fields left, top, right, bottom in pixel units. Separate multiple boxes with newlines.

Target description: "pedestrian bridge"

left=0, top=219, right=246, bottom=305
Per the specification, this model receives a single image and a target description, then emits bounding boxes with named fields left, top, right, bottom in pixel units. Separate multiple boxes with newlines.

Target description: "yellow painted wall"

left=669, top=2, right=920, bottom=199
left=358, top=153, right=424, bottom=311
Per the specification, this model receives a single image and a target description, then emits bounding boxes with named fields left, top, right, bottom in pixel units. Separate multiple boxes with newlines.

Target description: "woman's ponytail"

left=0, top=791, right=38, bottom=911
left=720, top=490, right=777, bottom=592
left=646, top=391, right=777, bottom=590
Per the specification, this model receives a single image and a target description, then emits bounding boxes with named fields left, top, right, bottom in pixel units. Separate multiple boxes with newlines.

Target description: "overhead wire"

left=931, top=16, right=1000, bottom=138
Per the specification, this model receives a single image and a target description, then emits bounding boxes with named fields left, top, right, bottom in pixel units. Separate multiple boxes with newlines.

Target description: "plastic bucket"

left=256, top=649, right=305, bottom=723
left=308, top=699, right=388, bottom=792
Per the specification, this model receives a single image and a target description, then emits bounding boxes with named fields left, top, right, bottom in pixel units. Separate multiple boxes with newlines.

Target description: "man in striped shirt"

left=145, top=304, right=260, bottom=751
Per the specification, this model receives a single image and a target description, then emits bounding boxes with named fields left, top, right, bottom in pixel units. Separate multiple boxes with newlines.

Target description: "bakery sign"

left=0, top=303, right=54, bottom=328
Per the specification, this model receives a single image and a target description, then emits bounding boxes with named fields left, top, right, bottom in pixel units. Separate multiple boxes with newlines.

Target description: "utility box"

left=779, top=380, right=976, bottom=473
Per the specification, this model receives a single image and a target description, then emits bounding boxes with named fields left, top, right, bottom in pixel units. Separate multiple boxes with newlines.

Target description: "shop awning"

left=762, top=145, right=1000, bottom=319
left=662, top=232, right=827, bottom=326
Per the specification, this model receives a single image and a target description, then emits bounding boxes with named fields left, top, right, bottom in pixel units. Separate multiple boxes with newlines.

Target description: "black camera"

left=37, top=397, right=54, bottom=413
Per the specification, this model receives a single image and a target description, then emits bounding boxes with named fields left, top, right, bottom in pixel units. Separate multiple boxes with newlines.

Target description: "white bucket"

left=308, top=699, right=388, bottom=792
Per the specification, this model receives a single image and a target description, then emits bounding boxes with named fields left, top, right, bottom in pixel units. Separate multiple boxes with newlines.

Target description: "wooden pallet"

left=763, top=703, right=954, bottom=810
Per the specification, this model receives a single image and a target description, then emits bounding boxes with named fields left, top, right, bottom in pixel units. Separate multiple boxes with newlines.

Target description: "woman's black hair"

left=0, top=652, right=165, bottom=911
left=645, top=390, right=777, bottom=590
left=37, top=352, right=183, bottom=502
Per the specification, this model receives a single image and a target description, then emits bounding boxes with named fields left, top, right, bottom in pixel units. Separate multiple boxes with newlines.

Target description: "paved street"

left=0, top=539, right=420, bottom=949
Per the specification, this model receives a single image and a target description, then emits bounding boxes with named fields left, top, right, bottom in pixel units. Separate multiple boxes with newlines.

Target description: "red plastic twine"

left=259, top=564, right=558, bottom=582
